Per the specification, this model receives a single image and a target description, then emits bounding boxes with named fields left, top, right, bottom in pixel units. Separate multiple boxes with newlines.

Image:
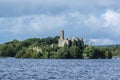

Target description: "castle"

left=58, top=30, right=83, bottom=47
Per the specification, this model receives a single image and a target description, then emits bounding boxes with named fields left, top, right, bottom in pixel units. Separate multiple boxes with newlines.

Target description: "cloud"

left=0, top=14, right=67, bottom=36
left=103, top=9, right=120, bottom=27
left=0, top=9, right=120, bottom=42
left=90, top=38, right=114, bottom=45
left=102, top=9, right=120, bottom=37
left=0, top=0, right=120, bottom=45
left=0, top=0, right=120, bottom=17
left=0, top=11, right=92, bottom=35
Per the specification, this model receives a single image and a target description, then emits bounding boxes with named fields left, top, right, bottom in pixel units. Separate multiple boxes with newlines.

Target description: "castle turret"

left=58, top=30, right=83, bottom=47
left=60, top=30, right=64, bottom=40
left=58, top=30, right=70, bottom=47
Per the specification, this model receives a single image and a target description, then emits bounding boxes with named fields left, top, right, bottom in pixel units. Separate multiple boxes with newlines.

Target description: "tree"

left=69, top=46, right=83, bottom=59
left=57, top=47, right=70, bottom=59
left=83, top=46, right=95, bottom=58
left=83, top=46, right=112, bottom=59
left=50, top=51, right=57, bottom=58
left=15, top=47, right=26, bottom=58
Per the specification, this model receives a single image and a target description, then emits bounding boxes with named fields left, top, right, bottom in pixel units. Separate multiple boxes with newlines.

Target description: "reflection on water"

left=0, top=58, right=120, bottom=80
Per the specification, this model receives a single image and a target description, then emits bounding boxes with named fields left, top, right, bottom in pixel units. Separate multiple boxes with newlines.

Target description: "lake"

left=0, top=58, right=120, bottom=80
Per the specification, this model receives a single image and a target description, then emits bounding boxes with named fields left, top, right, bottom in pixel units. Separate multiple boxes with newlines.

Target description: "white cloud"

left=103, top=9, right=120, bottom=27
left=90, top=38, right=114, bottom=45
left=0, top=11, right=93, bottom=35
left=0, top=9, right=120, bottom=44
left=84, top=15, right=102, bottom=30
left=0, top=10, right=117, bottom=32
left=102, top=9, right=120, bottom=36
left=0, top=14, right=67, bottom=35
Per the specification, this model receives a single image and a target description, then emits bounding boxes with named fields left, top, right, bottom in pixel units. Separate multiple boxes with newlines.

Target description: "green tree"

left=57, top=47, right=70, bottom=59
left=69, top=46, right=83, bottom=59
left=83, top=46, right=95, bottom=58
left=15, top=47, right=26, bottom=58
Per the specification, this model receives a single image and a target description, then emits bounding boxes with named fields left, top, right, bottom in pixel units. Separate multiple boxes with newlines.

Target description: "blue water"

left=0, top=58, right=120, bottom=80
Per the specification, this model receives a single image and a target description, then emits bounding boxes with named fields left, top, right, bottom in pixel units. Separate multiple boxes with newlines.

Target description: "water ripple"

left=0, top=58, right=120, bottom=80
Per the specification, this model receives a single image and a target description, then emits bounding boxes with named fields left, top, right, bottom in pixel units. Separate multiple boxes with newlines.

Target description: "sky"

left=0, top=0, right=120, bottom=45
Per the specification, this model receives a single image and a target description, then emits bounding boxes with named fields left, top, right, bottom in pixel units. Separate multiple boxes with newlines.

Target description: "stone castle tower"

left=58, top=30, right=70, bottom=47
left=60, top=30, right=64, bottom=40
left=58, top=30, right=84, bottom=47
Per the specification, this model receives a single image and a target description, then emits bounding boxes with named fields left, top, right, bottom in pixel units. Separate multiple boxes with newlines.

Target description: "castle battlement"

left=58, top=30, right=83, bottom=47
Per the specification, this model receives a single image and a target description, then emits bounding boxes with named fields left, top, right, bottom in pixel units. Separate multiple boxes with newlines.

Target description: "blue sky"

left=0, top=0, right=120, bottom=45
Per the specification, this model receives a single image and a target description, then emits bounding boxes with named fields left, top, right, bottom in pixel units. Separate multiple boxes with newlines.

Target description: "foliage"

left=57, top=46, right=70, bottom=59
left=69, top=46, right=83, bottom=59
left=83, top=46, right=112, bottom=59
left=0, top=36, right=113, bottom=59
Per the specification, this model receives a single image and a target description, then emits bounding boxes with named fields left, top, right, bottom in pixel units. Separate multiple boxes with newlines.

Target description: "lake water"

left=0, top=58, right=120, bottom=80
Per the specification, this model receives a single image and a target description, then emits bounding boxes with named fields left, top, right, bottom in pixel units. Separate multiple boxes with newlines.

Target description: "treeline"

left=106, top=45, right=120, bottom=57
left=0, top=36, right=112, bottom=59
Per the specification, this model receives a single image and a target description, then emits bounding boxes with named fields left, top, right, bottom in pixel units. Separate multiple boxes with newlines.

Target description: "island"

left=0, top=30, right=113, bottom=59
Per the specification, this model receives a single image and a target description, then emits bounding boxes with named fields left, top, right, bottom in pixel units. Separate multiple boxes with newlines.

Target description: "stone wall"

left=58, top=39, right=69, bottom=47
